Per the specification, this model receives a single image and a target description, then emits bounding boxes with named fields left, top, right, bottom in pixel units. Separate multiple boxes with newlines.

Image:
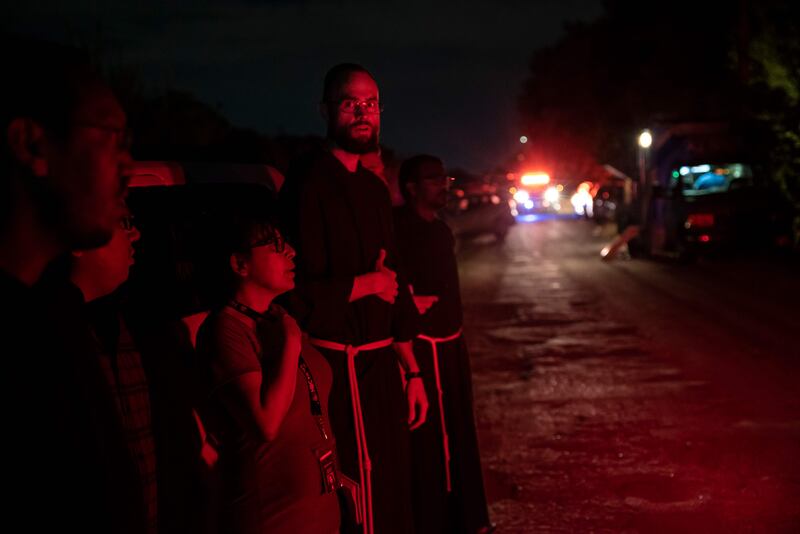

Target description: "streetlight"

left=637, top=129, right=652, bottom=187
left=638, top=129, right=652, bottom=149
left=637, top=128, right=652, bottom=229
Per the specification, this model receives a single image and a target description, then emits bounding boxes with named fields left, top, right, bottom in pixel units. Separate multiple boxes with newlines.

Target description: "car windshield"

left=671, top=163, right=753, bottom=196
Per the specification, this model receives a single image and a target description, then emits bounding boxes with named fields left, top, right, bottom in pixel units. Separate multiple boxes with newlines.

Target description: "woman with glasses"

left=195, top=213, right=340, bottom=534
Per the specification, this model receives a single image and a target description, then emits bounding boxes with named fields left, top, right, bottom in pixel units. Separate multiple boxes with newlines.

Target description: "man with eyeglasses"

left=280, top=63, right=428, bottom=534
left=0, top=38, right=146, bottom=532
left=394, top=155, right=494, bottom=534
left=68, top=212, right=160, bottom=533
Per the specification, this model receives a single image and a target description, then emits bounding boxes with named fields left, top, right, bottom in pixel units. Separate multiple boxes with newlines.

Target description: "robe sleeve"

left=387, top=215, right=420, bottom=342
left=280, top=166, right=355, bottom=331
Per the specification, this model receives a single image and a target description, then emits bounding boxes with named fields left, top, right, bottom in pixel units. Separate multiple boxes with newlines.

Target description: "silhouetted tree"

left=518, top=0, right=743, bottom=177
left=747, top=0, right=800, bottom=243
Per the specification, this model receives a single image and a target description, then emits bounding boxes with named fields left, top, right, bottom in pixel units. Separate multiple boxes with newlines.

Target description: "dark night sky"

left=5, top=0, right=604, bottom=171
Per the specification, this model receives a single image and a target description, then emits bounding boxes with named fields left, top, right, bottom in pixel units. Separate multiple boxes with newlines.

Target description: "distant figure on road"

left=394, top=154, right=494, bottom=534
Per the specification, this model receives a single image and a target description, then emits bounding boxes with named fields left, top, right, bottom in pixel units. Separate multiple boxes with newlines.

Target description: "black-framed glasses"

left=331, top=99, right=383, bottom=114
left=120, top=214, right=136, bottom=231
left=249, top=234, right=287, bottom=254
left=74, top=122, right=132, bottom=151
left=420, top=174, right=452, bottom=184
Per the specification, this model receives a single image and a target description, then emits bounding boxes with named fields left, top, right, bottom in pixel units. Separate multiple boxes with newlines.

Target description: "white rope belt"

left=308, top=337, right=394, bottom=534
left=416, top=328, right=462, bottom=492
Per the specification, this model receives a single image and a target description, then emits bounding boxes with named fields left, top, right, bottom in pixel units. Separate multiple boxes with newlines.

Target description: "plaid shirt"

left=95, top=316, right=159, bottom=534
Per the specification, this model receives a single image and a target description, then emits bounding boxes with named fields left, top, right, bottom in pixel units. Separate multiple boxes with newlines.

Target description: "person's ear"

left=319, top=101, right=330, bottom=122
left=7, top=118, right=49, bottom=177
left=230, top=253, right=249, bottom=277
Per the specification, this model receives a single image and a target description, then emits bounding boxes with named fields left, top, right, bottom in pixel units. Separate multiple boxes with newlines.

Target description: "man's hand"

left=348, top=249, right=399, bottom=303
left=412, top=295, right=439, bottom=315
left=406, top=378, right=428, bottom=431
left=372, top=248, right=398, bottom=304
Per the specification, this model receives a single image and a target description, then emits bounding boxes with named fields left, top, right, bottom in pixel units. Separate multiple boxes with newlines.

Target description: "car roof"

left=129, top=160, right=284, bottom=192
left=126, top=182, right=278, bottom=320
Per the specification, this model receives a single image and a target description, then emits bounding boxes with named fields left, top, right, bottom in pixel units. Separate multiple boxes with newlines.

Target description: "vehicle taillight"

left=685, top=213, right=715, bottom=228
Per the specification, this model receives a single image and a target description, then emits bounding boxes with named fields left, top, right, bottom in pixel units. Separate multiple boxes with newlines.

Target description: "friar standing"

left=394, top=155, right=493, bottom=534
left=280, top=63, right=428, bottom=534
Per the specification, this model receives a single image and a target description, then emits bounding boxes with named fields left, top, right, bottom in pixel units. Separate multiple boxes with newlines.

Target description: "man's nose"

left=127, top=225, right=141, bottom=243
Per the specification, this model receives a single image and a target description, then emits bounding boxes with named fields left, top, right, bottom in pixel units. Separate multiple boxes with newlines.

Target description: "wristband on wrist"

left=405, top=371, right=423, bottom=381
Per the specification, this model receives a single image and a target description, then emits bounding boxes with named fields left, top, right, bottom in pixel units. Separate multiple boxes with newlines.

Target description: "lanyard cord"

left=227, top=301, right=329, bottom=440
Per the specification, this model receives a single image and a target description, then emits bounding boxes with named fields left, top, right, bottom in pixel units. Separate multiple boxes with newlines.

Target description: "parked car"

left=125, top=182, right=277, bottom=322
left=635, top=122, right=793, bottom=259
left=441, top=185, right=516, bottom=244
left=649, top=162, right=792, bottom=257
left=126, top=162, right=281, bottom=342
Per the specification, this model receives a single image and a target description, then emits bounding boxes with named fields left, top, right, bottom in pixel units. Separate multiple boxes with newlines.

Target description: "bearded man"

left=280, top=63, right=428, bottom=534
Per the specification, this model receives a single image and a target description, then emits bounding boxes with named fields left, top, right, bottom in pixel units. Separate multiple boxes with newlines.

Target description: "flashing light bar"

left=521, top=173, right=550, bottom=186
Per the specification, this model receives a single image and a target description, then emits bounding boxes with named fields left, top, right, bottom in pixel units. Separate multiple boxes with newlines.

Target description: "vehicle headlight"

left=513, top=190, right=530, bottom=203
left=544, top=186, right=560, bottom=204
left=570, top=190, right=593, bottom=215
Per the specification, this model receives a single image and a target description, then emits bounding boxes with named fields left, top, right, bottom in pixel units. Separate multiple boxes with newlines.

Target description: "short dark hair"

left=217, top=198, right=284, bottom=295
left=222, top=192, right=283, bottom=258
left=398, top=154, right=443, bottom=203
left=227, top=215, right=283, bottom=258
left=322, top=63, right=375, bottom=102
left=1, top=36, right=99, bottom=143
left=0, top=36, right=101, bottom=223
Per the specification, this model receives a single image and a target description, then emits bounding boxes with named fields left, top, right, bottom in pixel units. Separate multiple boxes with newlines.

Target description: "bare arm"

left=219, top=313, right=303, bottom=442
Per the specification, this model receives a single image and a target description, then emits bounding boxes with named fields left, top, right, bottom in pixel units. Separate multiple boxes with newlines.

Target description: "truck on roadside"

left=633, top=122, right=793, bottom=260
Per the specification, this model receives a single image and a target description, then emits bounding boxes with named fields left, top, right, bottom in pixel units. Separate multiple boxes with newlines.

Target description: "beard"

left=329, top=121, right=380, bottom=155
left=432, top=192, right=448, bottom=210
left=425, top=190, right=448, bottom=211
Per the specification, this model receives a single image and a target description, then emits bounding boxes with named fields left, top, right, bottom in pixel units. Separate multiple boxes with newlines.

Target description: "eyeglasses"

left=332, top=99, right=383, bottom=114
left=420, top=174, right=452, bottom=183
left=120, top=214, right=136, bottom=231
left=74, top=122, right=133, bottom=151
left=249, top=235, right=287, bottom=254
